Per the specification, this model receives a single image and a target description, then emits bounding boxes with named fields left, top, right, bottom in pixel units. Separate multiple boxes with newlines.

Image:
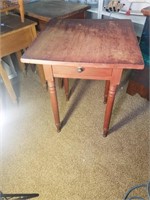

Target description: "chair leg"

left=18, top=0, right=24, bottom=23
left=0, top=62, right=17, bottom=103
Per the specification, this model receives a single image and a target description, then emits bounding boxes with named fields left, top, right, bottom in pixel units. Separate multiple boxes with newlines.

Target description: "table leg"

left=18, top=0, right=24, bottom=23
left=104, top=80, right=110, bottom=104
left=43, top=65, right=61, bottom=132
left=64, top=78, right=69, bottom=101
left=48, top=80, right=61, bottom=132
left=103, top=84, right=117, bottom=137
left=0, top=62, right=17, bottom=103
left=16, top=51, right=26, bottom=73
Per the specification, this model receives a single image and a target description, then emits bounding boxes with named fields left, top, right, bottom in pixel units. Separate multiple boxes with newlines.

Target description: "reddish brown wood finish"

left=20, top=1, right=89, bottom=89
left=104, top=80, right=110, bottom=104
left=43, top=65, right=61, bottom=132
left=52, top=66, right=112, bottom=80
left=21, top=19, right=144, bottom=137
left=103, top=68, right=122, bottom=136
left=103, top=85, right=117, bottom=136
left=64, top=78, right=69, bottom=101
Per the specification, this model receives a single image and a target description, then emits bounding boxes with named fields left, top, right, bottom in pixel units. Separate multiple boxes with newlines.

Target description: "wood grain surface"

left=22, top=19, right=144, bottom=69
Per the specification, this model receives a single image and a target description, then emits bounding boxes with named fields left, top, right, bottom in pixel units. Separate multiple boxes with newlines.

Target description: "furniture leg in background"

left=16, top=51, right=26, bottom=73
left=18, top=0, right=24, bottom=22
left=0, top=62, right=17, bottom=103
left=0, top=0, right=24, bottom=22
left=17, top=51, right=46, bottom=86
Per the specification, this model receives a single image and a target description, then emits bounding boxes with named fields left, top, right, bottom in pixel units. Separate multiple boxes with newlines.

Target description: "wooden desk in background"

left=23, top=0, right=90, bottom=31
left=0, top=14, right=37, bottom=102
left=21, top=19, right=144, bottom=137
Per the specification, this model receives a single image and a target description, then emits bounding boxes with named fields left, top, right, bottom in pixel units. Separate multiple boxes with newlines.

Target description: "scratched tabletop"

left=22, top=19, right=144, bottom=69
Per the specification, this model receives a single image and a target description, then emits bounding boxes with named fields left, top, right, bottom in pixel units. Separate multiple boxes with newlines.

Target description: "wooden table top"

left=22, top=19, right=144, bottom=69
left=24, top=0, right=90, bottom=22
left=0, top=14, right=37, bottom=35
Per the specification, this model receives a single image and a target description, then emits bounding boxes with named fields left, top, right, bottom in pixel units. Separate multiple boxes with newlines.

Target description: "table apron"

left=52, top=66, right=113, bottom=80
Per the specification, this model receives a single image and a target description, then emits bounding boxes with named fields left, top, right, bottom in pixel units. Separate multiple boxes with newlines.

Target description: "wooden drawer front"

left=52, top=66, right=112, bottom=80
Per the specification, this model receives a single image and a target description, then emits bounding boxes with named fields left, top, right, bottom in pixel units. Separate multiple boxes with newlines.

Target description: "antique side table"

left=21, top=19, right=144, bottom=137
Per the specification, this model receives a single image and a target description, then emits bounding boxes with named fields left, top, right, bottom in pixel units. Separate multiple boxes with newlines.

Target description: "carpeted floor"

left=0, top=68, right=150, bottom=199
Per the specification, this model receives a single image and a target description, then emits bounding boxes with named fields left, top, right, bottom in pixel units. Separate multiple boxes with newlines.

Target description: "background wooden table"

left=23, top=0, right=90, bottom=31
left=21, top=19, right=144, bottom=137
left=0, top=14, right=37, bottom=102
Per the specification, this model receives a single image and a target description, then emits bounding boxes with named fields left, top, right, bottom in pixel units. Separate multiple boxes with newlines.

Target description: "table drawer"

left=52, top=66, right=112, bottom=80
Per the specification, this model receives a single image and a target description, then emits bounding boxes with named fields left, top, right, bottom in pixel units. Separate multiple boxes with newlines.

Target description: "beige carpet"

left=0, top=69, right=150, bottom=199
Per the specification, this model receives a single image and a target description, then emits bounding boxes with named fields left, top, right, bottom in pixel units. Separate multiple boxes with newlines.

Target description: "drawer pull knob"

left=77, top=67, right=84, bottom=73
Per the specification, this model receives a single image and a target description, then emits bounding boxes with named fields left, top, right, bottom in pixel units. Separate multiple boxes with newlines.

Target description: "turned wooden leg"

left=104, top=80, right=110, bottom=104
left=103, top=84, right=117, bottom=137
left=48, top=79, right=61, bottom=132
left=43, top=65, right=61, bottom=132
left=0, top=62, right=17, bottom=103
left=64, top=78, right=69, bottom=101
